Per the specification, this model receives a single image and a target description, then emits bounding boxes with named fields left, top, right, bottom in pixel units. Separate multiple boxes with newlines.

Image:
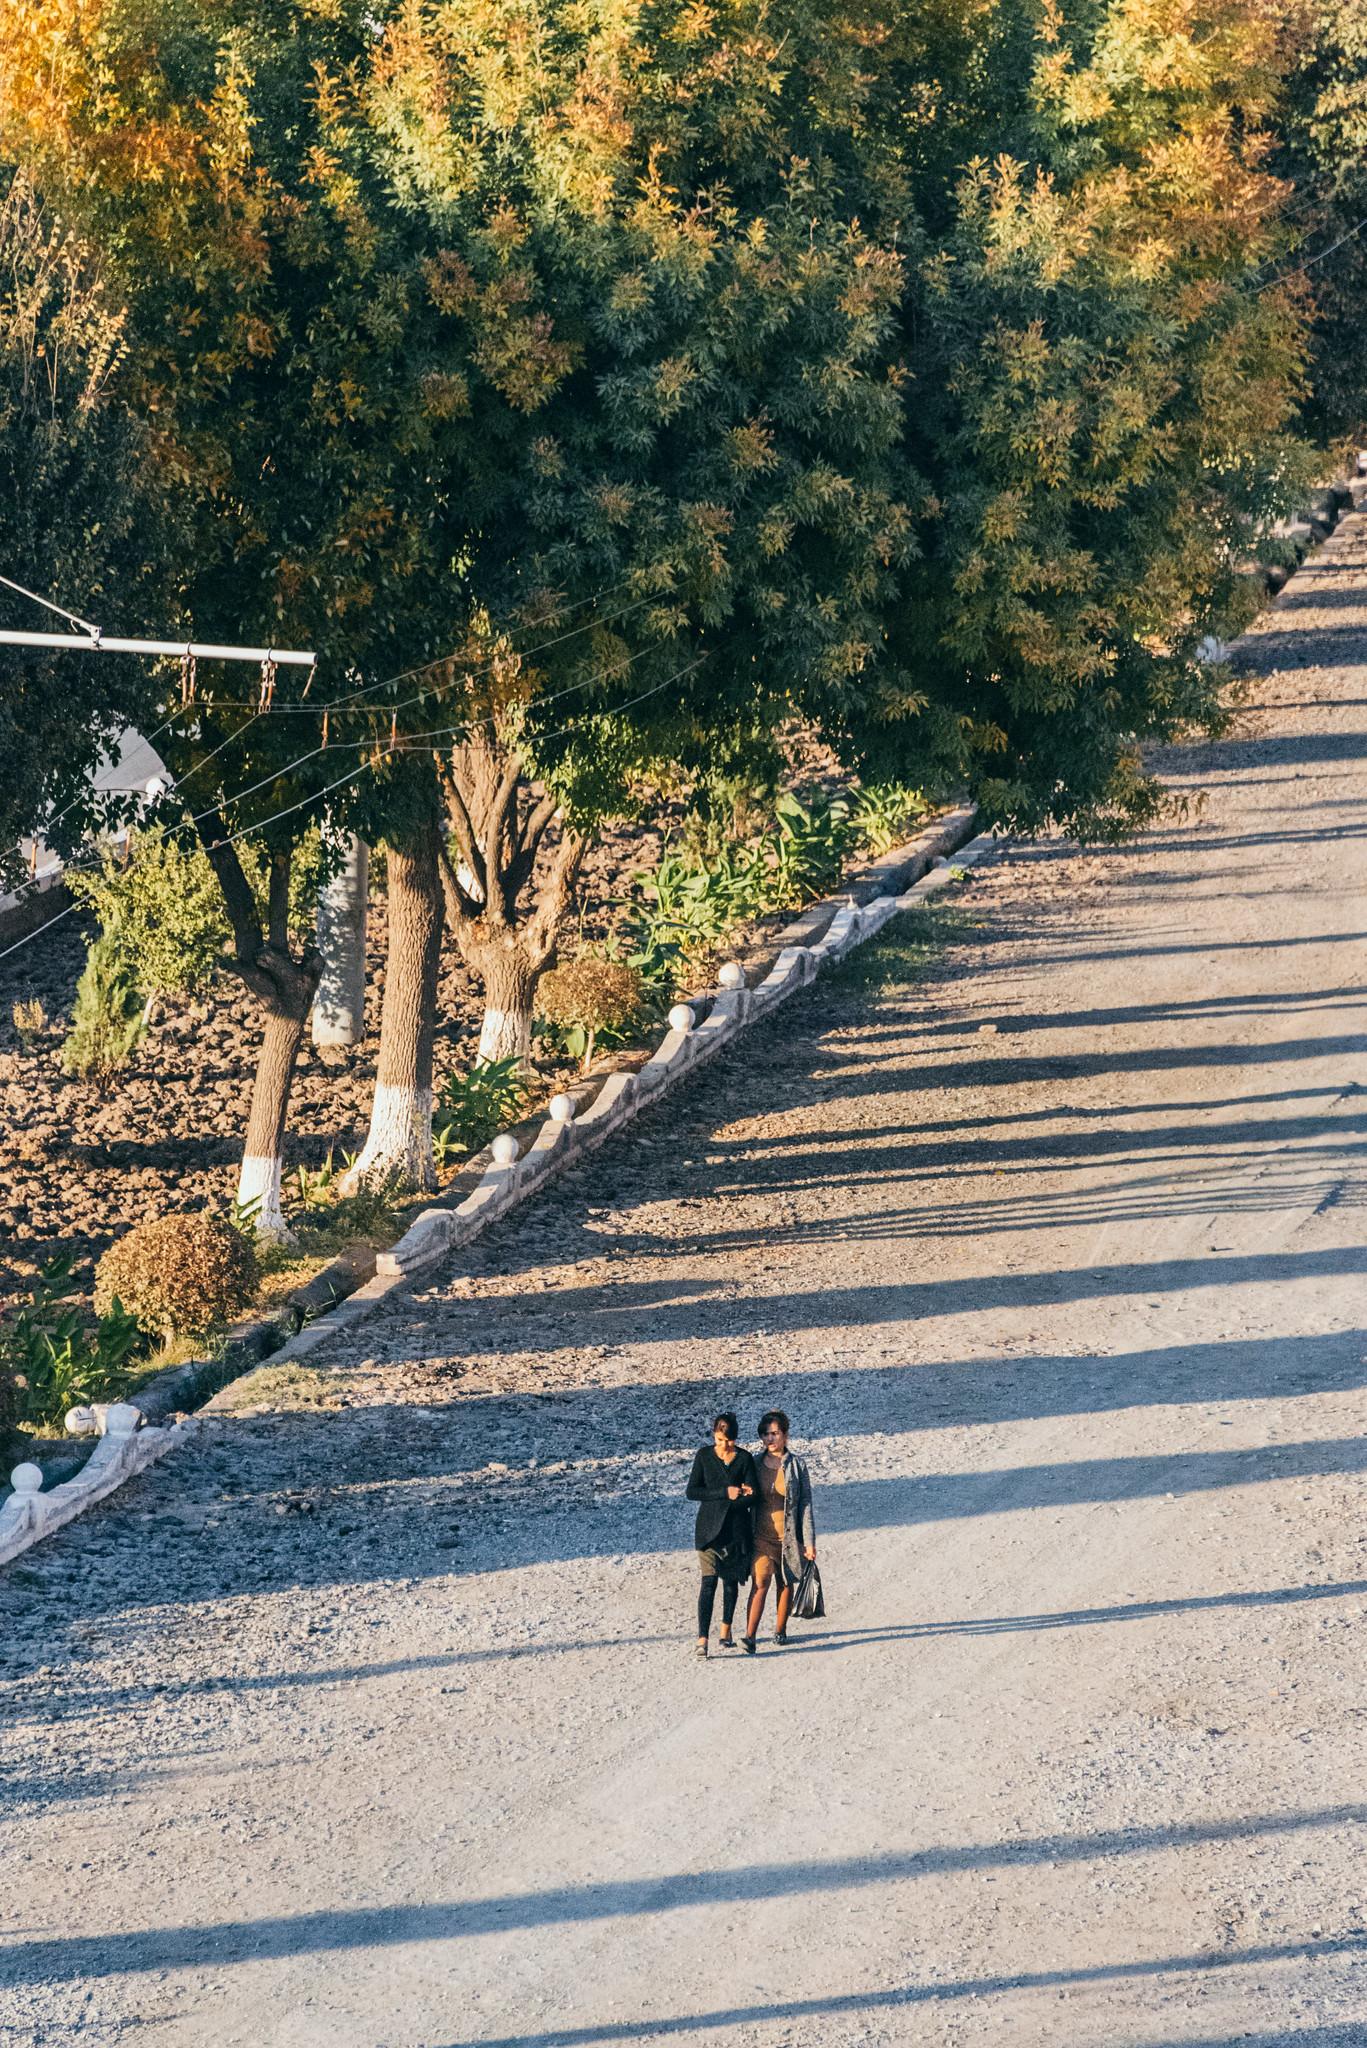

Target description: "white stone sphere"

left=547, top=1093, right=577, bottom=1125
left=9, top=1463, right=42, bottom=1494
left=717, top=962, right=746, bottom=990
left=491, top=1132, right=520, bottom=1166
left=668, top=1003, right=695, bottom=1034
left=65, top=1407, right=97, bottom=1436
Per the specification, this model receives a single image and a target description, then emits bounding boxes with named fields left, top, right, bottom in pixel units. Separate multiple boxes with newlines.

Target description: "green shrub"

left=60, top=928, right=146, bottom=1079
left=94, top=1212, right=259, bottom=1336
left=0, top=1256, right=146, bottom=1435
left=849, top=783, right=927, bottom=857
left=68, top=834, right=227, bottom=1003
left=433, top=1056, right=527, bottom=1167
left=66, top=827, right=323, bottom=1009
left=537, top=955, right=645, bottom=1071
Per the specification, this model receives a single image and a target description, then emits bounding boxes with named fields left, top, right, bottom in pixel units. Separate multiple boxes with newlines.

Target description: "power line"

left=0, top=653, right=705, bottom=966
left=1257, top=212, right=1367, bottom=295
left=177, top=587, right=661, bottom=716
left=26, top=574, right=655, bottom=848
left=0, top=571, right=101, bottom=639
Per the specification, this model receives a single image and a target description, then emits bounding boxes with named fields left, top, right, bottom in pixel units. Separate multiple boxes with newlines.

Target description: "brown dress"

left=752, top=1453, right=786, bottom=1570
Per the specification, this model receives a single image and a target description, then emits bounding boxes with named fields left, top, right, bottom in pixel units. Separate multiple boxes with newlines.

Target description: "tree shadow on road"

left=20, top=1576, right=1364, bottom=1727
left=429, top=1957, right=1367, bottom=2047
left=4, top=1810, right=1364, bottom=1986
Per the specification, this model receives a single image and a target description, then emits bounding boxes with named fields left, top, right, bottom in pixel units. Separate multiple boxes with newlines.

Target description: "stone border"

left=0, top=809, right=991, bottom=1564
left=0, top=1402, right=195, bottom=1566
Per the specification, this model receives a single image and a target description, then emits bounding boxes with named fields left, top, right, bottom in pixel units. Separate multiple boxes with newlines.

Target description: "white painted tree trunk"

left=237, top=1149, right=290, bottom=1241
left=341, top=1080, right=435, bottom=1192
left=312, top=836, right=368, bottom=1048
left=477, top=1004, right=533, bottom=1065
left=340, top=833, right=443, bottom=1194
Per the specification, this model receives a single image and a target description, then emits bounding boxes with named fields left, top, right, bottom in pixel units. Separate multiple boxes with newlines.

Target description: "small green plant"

left=60, top=928, right=146, bottom=1079
left=537, top=955, right=645, bottom=1071
left=301, top=1176, right=405, bottom=1243
left=849, top=782, right=927, bottom=856
left=619, top=843, right=763, bottom=994
left=0, top=1257, right=146, bottom=1435
left=292, top=1154, right=340, bottom=1213
left=226, top=1193, right=264, bottom=1240
left=763, top=789, right=853, bottom=909
left=433, top=1055, right=527, bottom=1165
left=94, top=1212, right=259, bottom=1336
left=10, top=996, right=47, bottom=1049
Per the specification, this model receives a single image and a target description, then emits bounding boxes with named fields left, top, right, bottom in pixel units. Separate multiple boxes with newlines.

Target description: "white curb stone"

left=2, top=805, right=991, bottom=1564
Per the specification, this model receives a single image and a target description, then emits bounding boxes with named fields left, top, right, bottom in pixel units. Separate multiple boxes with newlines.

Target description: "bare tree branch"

left=526, top=828, right=586, bottom=965
left=483, top=757, right=523, bottom=926
left=436, top=754, right=484, bottom=899
left=506, top=790, right=560, bottom=899
left=267, top=848, right=291, bottom=955
left=191, top=808, right=263, bottom=965
left=436, top=836, right=481, bottom=927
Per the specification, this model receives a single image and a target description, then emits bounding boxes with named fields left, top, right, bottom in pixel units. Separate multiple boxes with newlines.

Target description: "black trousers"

left=698, top=1573, right=740, bottom=1636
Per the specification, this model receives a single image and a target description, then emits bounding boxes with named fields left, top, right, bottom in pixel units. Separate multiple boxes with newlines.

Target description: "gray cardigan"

left=773, top=1450, right=816, bottom=1585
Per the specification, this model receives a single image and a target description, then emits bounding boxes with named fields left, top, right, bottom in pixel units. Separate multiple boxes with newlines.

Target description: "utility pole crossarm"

left=0, top=629, right=316, bottom=665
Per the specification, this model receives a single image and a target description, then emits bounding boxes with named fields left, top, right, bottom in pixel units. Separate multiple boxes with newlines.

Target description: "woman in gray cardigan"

left=742, top=1409, right=816, bottom=1653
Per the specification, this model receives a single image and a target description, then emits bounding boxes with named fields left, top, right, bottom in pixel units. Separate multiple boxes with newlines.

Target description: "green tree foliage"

left=837, top=0, right=1316, bottom=837
left=0, top=170, right=159, bottom=881
left=1273, top=0, right=1367, bottom=443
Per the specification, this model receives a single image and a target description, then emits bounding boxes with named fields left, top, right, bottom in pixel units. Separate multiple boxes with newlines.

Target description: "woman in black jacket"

left=685, top=1412, right=759, bottom=1658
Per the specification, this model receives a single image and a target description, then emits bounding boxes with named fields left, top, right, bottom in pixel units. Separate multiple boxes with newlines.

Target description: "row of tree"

left=0, top=0, right=1363, bottom=1232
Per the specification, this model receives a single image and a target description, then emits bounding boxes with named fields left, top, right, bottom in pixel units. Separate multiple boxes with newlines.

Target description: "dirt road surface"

left=5, top=524, right=1367, bottom=2048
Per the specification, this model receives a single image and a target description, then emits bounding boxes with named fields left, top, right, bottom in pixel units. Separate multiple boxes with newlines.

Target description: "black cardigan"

left=685, top=1445, right=760, bottom=1551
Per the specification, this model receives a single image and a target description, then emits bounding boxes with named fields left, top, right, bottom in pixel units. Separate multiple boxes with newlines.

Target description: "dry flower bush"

left=538, top=956, right=644, bottom=1071
left=10, top=997, right=47, bottom=1048
left=94, top=1212, right=259, bottom=1336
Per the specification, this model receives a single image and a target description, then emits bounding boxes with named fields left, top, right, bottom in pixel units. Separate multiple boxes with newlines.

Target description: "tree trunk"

left=236, top=955, right=318, bottom=1239
left=436, top=742, right=587, bottom=1069
left=311, top=835, right=368, bottom=1048
left=191, top=813, right=320, bottom=1244
left=459, top=927, right=541, bottom=1065
left=340, top=829, right=444, bottom=1194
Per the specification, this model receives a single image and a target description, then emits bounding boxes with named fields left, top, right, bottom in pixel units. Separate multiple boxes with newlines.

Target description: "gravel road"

left=6, top=523, right=1367, bottom=2048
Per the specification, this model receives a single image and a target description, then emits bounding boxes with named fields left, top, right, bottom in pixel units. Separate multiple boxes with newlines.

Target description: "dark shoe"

left=718, top=1632, right=737, bottom=1649
left=773, top=1631, right=788, bottom=1646
left=742, top=1635, right=757, bottom=1656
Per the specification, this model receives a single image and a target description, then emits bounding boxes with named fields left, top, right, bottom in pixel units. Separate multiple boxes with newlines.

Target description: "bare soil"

left=0, top=825, right=671, bottom=1295
left=4, top=522, right=1367, bottom=2045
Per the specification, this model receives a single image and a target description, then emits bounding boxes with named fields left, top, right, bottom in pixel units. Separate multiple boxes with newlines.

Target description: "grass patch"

left=213, top=1361, right=342, bottom=1414
left=823, top=900, right=971, bottom=999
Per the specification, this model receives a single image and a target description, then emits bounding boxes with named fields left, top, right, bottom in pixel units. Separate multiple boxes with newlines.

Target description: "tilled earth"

left=0, top=823, right=669, bottom=1291
left=5, top=523, right=1367, bottom=2045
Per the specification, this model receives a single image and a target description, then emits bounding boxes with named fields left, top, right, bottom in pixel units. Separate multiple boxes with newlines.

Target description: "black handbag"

left=792, top=1558, right=825, bottom=1620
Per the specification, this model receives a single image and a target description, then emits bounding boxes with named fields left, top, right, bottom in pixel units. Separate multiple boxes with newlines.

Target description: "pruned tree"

left=436, top=727, right=587, bottom=1068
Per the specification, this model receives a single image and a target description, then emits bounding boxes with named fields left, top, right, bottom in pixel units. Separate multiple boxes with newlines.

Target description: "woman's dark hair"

left=758, top=1409, right=790, bottom=1439
left=711, top=1411, right=739, bottom=1440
